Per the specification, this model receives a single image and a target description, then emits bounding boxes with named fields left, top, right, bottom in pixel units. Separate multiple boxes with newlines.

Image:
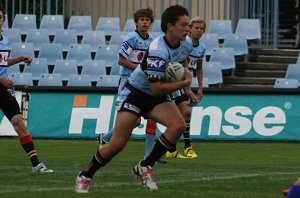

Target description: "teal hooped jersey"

left=128, top=36, right=193, bottom=96
left=119, top=30, right=153, bottom=76
left=0, top=35, right=10, bottom=78
left=188, top=36, right=206, bottom=69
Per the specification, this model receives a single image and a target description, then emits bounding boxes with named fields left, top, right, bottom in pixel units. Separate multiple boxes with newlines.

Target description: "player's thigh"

left=148, top=102, right=185, bottom=128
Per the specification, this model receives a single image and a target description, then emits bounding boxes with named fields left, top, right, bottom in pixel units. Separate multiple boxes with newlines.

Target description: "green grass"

left=0, top=138, right=299, bottom=198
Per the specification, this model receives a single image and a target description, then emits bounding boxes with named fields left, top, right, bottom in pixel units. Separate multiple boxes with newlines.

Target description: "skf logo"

left=68, top=95, right=115, bottom=134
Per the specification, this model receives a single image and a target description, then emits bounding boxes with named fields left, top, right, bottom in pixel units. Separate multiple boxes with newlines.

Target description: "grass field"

left=0, top=138, right=299, bottom=198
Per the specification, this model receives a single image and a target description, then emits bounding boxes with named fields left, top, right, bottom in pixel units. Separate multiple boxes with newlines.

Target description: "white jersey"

left=0, top=35, right=10, bottom=79
left=128, top=36, right=193, bottom=96
left=119, top=30, right=153, bottom=76
left=188, top=37, right=206, bottom=69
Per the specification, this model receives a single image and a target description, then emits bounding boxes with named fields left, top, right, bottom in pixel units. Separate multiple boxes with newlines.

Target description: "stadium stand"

left=109, top=32, right=128, bottom=46
left=3, top=14, right=8, bottom=28
left=123, top=19, right=136, bottom=32
left=297, top=51, right=300, bottom=64
left=67, top=74, right=92, bottom=87
left=151, top=19, right=162, bottom=32
left=25, top=29, right=50, bottom=51
left=203, top=62, right=223, bottom=85
left=223, top=34, right=248, bottom=56
left=23, top=58, right=49, bottom=80
left=12, top=14, right=37, bottom=36
left=191, top=77, right=209, bottom=88
left=208, top=20, right=233, bottom=40
left=38, top=73, right=63, bottom=86
left=96, top=17, right=121, bottom=36
left=10, top=43, right=35, bottom=58
left=210, top=47, right=236, bottom=70
left=95, top=44, right=120, bottom=67
left=150, top=32, right=162, bottom=39
left=7, top=64, right=20, bottom=74
left=40, top=15, right=64, bottom=36
left=285, top=64, right=300, bottom=86
left=67, top=16, right=92, bottom=36
left=66, top=44, right=92, bottom=66
left=10, top=72, right=33, bottom=86
left=274, top=78, right=298, bottom=88
left=109, top=61, right=120, bottom=75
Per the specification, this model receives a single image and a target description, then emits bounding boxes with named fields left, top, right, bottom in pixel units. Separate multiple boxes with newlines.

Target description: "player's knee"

left=182, top=109, right=191, bottom=120
left=10, top=115, right=27, bottom=134
left=171, top=119, right=186, bottom=134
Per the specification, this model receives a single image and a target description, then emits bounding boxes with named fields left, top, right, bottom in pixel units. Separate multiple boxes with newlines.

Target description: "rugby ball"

left=165, top=62, right=185, bottom=82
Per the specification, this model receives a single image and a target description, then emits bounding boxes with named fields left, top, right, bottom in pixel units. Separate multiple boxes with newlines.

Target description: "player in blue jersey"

left=282, top=177, right=300, bottom=197
left=75, top=5, right=198, bottom=193
left=166, top=16, right=206, bottom=159
left=96, top=8, right=164, bottom=162
left=0, top=6, right=53, bottom=173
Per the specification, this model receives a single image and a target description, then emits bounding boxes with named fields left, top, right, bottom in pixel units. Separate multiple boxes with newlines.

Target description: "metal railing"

left=0, top=0, right=279, bottom=48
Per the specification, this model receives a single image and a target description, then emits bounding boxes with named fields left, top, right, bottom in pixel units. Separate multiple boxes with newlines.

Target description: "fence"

left=0, top=0, right=278, bottom=48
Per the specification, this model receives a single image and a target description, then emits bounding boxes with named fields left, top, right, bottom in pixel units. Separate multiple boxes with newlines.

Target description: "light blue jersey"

left=119, top=30, right=153, bottom=76
left=0, top=35, right=10, bottom=78
left=188, top=37, right=206, bottom=69
left=128, top=36, right=193, bottom=96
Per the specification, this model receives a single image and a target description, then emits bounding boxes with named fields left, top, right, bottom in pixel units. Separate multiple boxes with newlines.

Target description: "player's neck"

left=165, top=33, right=181, bottom=48
left=191, top=37, right=199, bottom=45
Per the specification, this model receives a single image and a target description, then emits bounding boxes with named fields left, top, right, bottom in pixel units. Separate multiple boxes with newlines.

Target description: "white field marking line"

left=1, top=171, right=299, bottom=193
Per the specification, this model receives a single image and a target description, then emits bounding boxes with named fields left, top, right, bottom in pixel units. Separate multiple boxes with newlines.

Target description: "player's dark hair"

left=0, top=5, right=5, bottom=21
left=161, top=5, right=189, bottom=33
left=134, top=7, right=154, bottom=23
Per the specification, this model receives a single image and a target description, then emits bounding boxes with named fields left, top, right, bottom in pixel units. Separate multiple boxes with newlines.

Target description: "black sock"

left=183, top=120, right=191, bottom=149
left=141, top=134, right=175, bottom=167
left=20, top=135, right=40, bottom=167
left=82, top=149, right=109, bottom=178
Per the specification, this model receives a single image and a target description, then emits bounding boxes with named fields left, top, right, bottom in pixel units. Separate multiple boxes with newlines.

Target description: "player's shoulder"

left=0, top=35, right=9, bottom=47
left=181, top=37, right=193, bottom=51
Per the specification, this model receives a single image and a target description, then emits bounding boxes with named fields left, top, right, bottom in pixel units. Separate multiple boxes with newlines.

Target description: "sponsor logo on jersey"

left=147, top=58, right=166, bottom=70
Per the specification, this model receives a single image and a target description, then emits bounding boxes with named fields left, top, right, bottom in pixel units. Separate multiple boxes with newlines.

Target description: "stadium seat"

left=12, top=14, right=37, bottom=35
left=151, top=19, right=162, bottom=32
left=23, top=58, right=48, bottom=80
left=66, top=44, right=92, bottom=66
left=40, top=15, right=64, bottom=36
left=81, top=60, right=107, bottom=81
left=96, top=17, right=120, bottom=36
left=223, top=34, right=248, bottom=56
left=68, top=16, right=92, bottom=36
left=7, top=64, right=20, bottom=74
left=285, top=64, right=300, bottom=86
left=53, top=29, right=78, bottom=52
left=210, top=47, right=236, bottom=70
left=199, top=33, right=219, bottom=56
left=53, top=59, right=78, bottom=81
left=94, top=45, right=120, bottom=67
left=67, top=74, right=92, bottom=87
left=10, top=43, right=35, bottom=58
left=10, top=72, right=33, bottom=86
left=123, top=19, right=136, bottom=32
left=81, top=31, right=106, bottom=53
left=235, top=19, right=261, bottom=40
left=191, top=77, right=209, bottom=88
left=203, top=62, right=223, bottom=85
left=2, top=28, right=22, bottom=49
left=274, top=79, right=298, bottom=88
left=96, top=75, right=120, bottom=88
left=109, top=32, right=128, bottom=46
left=38, top=43, right=63, bottom=65
left=208, top=20, right=233, bottom=40
left=109, top=61, right=120, bottom=75
left=25, top=29, right=50, bottom=51
left=38, top=73, right=63, bottom=86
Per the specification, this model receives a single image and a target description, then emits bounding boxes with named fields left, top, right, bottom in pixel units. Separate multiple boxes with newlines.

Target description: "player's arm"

left=150, top=67, right=192, bottom=96
left=118, top=55, right=137, bottom=70
left=196, top=58, right=204, bottom=99
left=7, top=56, right=32, bottom=67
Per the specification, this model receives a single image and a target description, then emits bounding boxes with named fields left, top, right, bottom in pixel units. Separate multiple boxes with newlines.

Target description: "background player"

left=282, top=177, right=300, bottom=197
left=165, top=16, right=206, bottom=159
left=0, top=6, right=53, bottom=173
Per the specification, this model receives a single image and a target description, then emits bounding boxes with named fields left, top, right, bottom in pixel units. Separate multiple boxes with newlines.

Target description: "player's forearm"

left=196, top=61, right=203, bottom=88
left=150, top=80, right=191, bottom=96
left=7, top=56, right=24, bottom=66
left=118, top=56, right=137, bottom=70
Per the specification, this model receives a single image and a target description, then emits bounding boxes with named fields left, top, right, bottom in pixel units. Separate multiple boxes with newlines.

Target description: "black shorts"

left=116, top=82, right=170, bottom=118
left=0, top=84, right=21, bottom=120
left=170, top=88, right=189, bottom=105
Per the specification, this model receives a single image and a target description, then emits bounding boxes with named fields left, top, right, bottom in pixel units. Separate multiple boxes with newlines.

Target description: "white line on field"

left=0, top=171, right=299, bottom=193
